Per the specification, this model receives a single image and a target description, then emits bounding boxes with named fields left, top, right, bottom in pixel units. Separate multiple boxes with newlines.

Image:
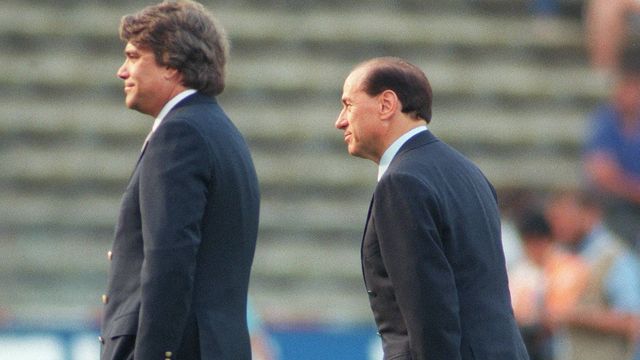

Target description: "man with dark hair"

left=509, top=209, right=589, bottom=360
left=584, top=43, right=640, bottom=250
left=545, top=191, right=640, bottom=360
left=335, top=57, right=529, bottom=359
left=100, top=1, right=260, bottom=359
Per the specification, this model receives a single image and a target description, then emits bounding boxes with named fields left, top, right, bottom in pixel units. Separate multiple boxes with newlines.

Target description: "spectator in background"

left=583, top=44, right=640, bottom=251
left=545, top=191, right=640, bottom=360
left=531, top=0, right=560, bottom=18
left=584, top=0, right=640, bottom=74
left=509, top=209, right=589, bottom=360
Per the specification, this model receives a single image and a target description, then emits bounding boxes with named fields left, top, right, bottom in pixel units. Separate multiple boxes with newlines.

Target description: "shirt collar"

left=377, top=125, right=427, bottom=181
left=151, top=89, right=197, bottom=133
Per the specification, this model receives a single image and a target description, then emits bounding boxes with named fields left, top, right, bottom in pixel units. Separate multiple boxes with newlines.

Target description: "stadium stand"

left=0, top=0, right=604, bottom=326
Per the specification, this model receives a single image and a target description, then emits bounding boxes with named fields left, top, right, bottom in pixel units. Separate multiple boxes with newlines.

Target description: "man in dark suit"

left=335, top=57, right=529, bottom=360
left=100, top=2, right=260, bottom=359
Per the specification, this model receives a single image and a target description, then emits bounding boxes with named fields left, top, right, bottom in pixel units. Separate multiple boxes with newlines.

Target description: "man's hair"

left=358, top=57, right=433, bottom=123
left=119, top=0, right=229, bottom=96
left=620, top=43, right=640, bottom=76
left=515, top=209, right=552, bottom=241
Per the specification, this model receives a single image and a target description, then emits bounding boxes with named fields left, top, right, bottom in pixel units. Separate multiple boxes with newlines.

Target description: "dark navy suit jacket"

left=101, top=93, right=260, bottom=360
left=363, top=130, right=528, bottom=360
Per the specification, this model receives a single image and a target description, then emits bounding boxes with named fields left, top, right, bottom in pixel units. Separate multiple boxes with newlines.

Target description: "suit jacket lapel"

left=128, top=135, right=150, bottom=183
left=361, top=194, right=375, bottom=281
left=131, top=93, right=205, bottom=172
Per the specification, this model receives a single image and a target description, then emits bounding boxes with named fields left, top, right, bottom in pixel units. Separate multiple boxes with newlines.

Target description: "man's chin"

left=348, top=146, right=364, bottom=159
left=348, top=147, right=378, bottom=163
left=125, top=99, right=144, bottom=114
left=124, top=97, right=136, bottom=110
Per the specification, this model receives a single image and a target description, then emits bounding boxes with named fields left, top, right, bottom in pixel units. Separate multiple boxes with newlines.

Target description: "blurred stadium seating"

left=0, top=0, right=602, bottom=340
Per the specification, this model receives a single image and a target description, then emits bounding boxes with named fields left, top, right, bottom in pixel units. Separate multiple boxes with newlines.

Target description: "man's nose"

left=117, top=62, right=128, bottom=80
left=335, top=111, right=347, bottom=129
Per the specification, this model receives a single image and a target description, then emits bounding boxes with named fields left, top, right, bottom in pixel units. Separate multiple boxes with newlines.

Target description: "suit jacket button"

left=98, top=336, right=105, bottom=344
left=165, top=351, right=173, bottom=359
left=367, top=290, right=377, bottom=298
left=107, top=251, right=113, bottom=260
left=101, top=294, right=109, bottom=304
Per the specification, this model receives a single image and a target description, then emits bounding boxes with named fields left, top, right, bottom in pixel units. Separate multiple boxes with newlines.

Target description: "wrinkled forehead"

left=342, top=66, right=369, bottom=95
left=123, top=41, right=152, bottom=55
left=124, top=42, right=138, bottom=52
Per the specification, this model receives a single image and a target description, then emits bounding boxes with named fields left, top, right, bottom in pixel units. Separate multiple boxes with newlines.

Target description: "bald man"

left=335, top=57, right=528, bottom=360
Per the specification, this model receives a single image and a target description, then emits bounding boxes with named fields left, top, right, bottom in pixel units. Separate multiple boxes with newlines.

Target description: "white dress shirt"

left=141, top=89, right=197, bottom=151
left=377, top=125, right=428, bottom=181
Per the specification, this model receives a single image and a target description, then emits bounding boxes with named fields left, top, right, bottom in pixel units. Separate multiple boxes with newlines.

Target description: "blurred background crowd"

left=1, top=0, right=640, bottom=359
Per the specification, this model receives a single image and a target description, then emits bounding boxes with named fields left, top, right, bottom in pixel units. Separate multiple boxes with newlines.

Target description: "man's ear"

left=163, top=67, right=182, bottom=82
left=379, top=90, right=399, bottom=120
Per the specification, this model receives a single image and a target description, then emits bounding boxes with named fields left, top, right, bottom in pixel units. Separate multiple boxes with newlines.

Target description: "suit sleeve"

left=135, top=119, right=211, bottom=358
left=374, top=173, right=461, bottom=359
